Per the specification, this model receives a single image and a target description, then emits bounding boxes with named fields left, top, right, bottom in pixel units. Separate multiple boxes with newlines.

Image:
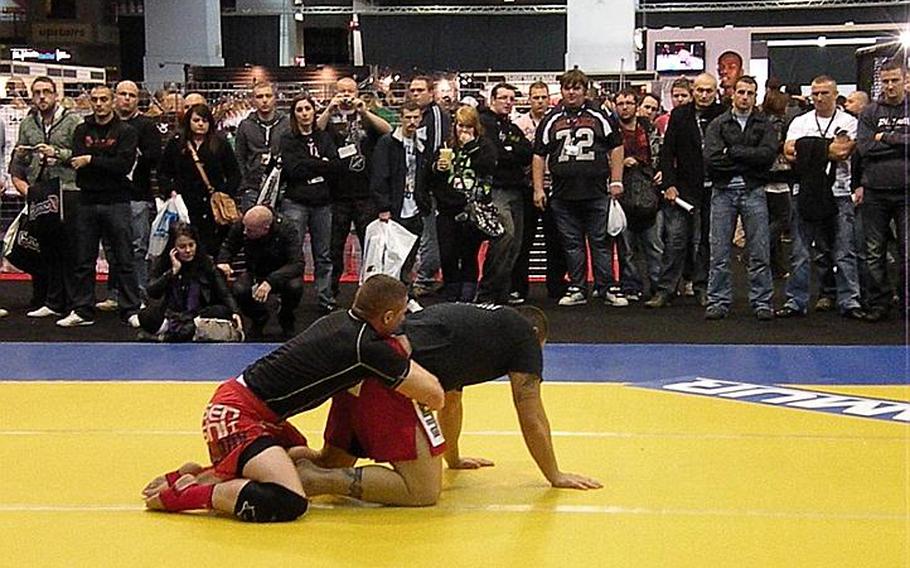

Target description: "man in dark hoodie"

left=234, top=81, right=289, bottom=211
left=476, top=82, right=533, bottom=304
left=856, top=57, right=910, bottom=322
left=60, top=85, right=140, bottom=328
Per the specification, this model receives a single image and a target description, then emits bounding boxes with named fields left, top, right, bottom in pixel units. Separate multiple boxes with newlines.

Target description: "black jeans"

left=862, top=188, right=908, bottom=312
left=72, top=200, right=141, bottom=320
left=330, top=198, right=374, bottom=296
left=476, top=187, right=524, bottom=304
left=436, top=210, right=485, bottom=301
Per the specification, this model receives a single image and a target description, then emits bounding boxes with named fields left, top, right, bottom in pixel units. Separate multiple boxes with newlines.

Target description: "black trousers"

left=232, top=272, right=303, bottom=326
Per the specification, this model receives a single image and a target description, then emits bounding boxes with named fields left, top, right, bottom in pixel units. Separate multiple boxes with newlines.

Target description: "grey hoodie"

left=857, top=98, right=910, bottom=192
left=233, top=112, right=290, bottom=192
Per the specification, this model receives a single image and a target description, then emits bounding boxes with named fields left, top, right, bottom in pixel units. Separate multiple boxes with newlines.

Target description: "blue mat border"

left=0, top=343, right=906, bottom=385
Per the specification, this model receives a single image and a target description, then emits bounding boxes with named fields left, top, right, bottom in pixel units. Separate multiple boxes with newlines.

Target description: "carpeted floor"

left=0, top=279, right=904, bottom=345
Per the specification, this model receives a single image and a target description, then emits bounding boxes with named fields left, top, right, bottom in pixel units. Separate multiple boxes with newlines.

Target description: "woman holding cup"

left=427, top=105, right=498, bottom=302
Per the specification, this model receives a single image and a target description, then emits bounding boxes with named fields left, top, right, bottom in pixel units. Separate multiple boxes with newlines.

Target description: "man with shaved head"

left=59, top=85, right=141, bottom=328
left=95, top=81, right=163, bottom=311
left=317, top=77, right=391, bottom=306
left=184, top=92, right=207, bottom=109
left=647, top=73, right=725, bottom=309
left=217, top=205, right=305, bottom=338
left=234, top=82, right=289, bottom=211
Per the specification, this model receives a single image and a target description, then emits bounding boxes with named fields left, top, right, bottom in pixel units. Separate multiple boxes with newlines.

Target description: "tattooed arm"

left=508, top=372, right=602, bottom=490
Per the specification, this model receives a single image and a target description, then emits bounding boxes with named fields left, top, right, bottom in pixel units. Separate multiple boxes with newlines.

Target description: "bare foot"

left=142, top=463, right=204, bottom=498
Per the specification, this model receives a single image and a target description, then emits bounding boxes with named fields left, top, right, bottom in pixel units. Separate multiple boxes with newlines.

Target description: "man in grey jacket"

left=234, top=81, right=289, bottom=211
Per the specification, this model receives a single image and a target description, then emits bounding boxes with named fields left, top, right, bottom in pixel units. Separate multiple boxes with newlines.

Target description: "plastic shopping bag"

left=607, top=198, right=627, bottom=237
left=360, top=219, right=418, bottom=284
left=257, top=158, right=283, bottom=209
left=148, top=195, right=190, bottom=259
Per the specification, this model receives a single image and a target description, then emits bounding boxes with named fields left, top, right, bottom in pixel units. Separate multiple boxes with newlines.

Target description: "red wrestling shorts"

left=324, top=378, right=446, bottom=462
left=202, top=376, right=309, bottom=479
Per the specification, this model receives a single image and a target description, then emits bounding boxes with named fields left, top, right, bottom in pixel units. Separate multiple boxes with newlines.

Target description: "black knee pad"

left=234, top=482, right=309, bottom=523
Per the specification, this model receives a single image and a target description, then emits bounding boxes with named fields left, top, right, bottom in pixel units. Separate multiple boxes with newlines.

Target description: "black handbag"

left=2, top=208, right=44, bottom=275
left=619, top=164, right=660, bottom=230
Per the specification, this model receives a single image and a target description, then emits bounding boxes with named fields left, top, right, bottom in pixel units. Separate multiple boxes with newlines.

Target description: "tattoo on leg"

left=345, top=467, right=364, bottom=500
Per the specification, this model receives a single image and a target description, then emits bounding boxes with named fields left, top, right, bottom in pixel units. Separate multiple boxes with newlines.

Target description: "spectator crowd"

left=1, top=56, right=908, bottom=339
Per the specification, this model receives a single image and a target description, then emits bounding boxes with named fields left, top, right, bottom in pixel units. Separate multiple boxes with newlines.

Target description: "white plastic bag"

left=148, top=195, right=190, bottom=259
left=257, top=159, right=282, bottom=209
left=360, top=219, right=418, bottom=284
left=607, top=198, right=627, bottom=237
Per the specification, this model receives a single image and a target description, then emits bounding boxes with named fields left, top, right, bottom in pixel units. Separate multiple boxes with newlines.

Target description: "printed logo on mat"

left=637, top=377, right=909, bottom=423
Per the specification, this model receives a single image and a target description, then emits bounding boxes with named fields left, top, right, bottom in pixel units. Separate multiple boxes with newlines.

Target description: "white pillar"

left=143, top=0, right=224, bottom=89
left=566, top=0, right=636, bottom=72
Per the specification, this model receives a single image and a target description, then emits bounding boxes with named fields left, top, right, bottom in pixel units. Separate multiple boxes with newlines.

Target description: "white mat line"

left=0, top=428, right=904, bottom=442
left=0, top=502, right=903, bottom=522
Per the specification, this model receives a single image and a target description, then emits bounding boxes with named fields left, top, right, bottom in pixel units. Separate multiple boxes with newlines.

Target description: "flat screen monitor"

left=654, top=41, right=706, bottom=73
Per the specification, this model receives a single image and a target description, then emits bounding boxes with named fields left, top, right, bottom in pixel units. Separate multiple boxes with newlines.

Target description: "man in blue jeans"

left=702, top=76, right=778, bottom=320
left=532, top=69, right=624, bottom=306
left=856, top=58, right=909, bottom=322
left=776, top=75, right=865, bottom=321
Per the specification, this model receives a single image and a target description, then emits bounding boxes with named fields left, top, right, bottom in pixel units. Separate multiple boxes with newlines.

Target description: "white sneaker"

left=604, top=291, right=629, bottom=307
left=0, top=308, right=8, bottom=318
left=56, top=311, right=95, bottom=328
left=507, top=292, right=526, bottom=306
left=27, top=306, right=62, bottom=318
left=127, top=314, right=140, bottom=328
left=95, top=298, right=119, bottom=312
left=558, top=289, right=587, bottom=306
left=407, top=299, right=424, bottom=313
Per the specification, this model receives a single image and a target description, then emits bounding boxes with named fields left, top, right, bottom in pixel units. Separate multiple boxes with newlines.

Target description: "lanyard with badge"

left=815, top=110, right=837, bottom=138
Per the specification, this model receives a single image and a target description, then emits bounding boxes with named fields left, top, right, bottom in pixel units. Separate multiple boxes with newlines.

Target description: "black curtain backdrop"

left=222, top=15, right=280, bottom=68
left=362, top=15, right=566, bottom=71
left=769, top=45, right=856, bottom=87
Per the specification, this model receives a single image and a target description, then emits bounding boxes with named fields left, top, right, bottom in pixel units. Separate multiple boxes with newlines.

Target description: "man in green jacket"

left=9, top=76, right=82, bottom=319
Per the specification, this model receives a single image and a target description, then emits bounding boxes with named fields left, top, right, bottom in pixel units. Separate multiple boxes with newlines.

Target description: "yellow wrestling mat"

left=1, top=381, right=908, bottom=567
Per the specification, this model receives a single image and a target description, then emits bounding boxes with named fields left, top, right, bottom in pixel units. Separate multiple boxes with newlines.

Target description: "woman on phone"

left=158, top=103, right=241, bottom=254
left=427, top=105, right=498, bottom=302
left=138, top=222, right=242, bottom=341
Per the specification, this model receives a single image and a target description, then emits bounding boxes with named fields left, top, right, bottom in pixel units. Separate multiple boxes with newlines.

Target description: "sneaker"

left=407, top=298, right=424, bottom=312
left=644, top=292, right=671, bottom=309
left=814, top=297, right=835, bottom=312
left=755, top=308, right=774, bottom=321
left=127, top=314, right=141, bottom=328
left=95, top=298, right=120, bottom=312
left=27, top=306, right=61, bottom=318
left=558, top=289, right=587, bottom=306
left=625, top=291, right=642, bottom=303
left=0, top=308, right=8, bottom=318
left=56, top=311, right=95, bottom=328
left=704, top=305, right=727, bottom=320
left=507, top=292, right=526, bottom=306
left=683, top=281, right=695, bottom=297
left=603, top=290, right=629, bottom=307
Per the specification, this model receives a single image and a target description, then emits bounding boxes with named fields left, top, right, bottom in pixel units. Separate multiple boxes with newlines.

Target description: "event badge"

left=338, top=144, right=358, bottom=159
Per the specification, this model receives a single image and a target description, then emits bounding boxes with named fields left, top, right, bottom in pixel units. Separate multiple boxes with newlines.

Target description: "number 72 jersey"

left=533, top=103, right=620, bottom=189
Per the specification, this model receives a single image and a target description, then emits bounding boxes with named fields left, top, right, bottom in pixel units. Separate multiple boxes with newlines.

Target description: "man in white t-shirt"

left=776, top=75, right=865, bottom=320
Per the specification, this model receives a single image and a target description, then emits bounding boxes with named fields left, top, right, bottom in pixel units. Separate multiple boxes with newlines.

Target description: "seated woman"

left=427, top=105, right=498, bottom=302
left=138, top=222, right=242, bottom=342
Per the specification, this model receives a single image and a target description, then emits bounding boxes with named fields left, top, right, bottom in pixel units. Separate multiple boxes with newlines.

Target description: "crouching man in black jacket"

left=217, top=206, right=304, bottom=338
left=702, top=76, right=778, bottom=321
